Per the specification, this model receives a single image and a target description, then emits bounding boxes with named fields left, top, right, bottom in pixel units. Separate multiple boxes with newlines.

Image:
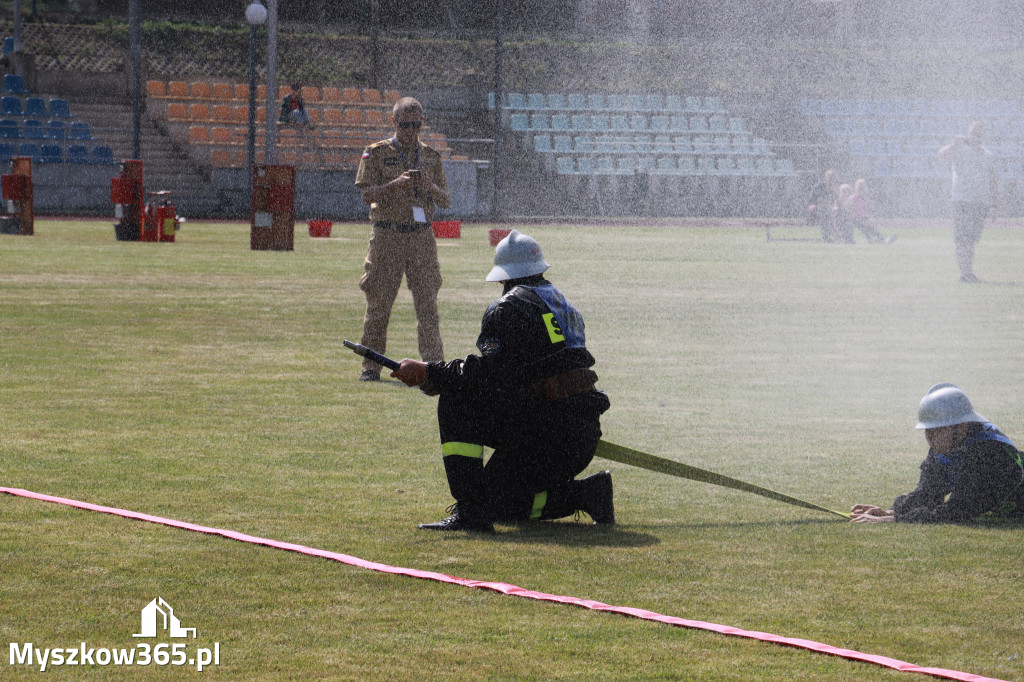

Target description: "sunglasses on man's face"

left=397, top=120, right=422, bottom=130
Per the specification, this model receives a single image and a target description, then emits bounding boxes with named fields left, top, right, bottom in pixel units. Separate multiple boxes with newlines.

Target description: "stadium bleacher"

left=146, top=80, right=449, bottom=170
left=491, top=91, right=794, bottom=177
left=0, top=81, right=115, bottom=164
left=802, top=97, right=1024, bottom=179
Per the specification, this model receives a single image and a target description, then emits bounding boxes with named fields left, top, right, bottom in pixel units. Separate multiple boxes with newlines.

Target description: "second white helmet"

left=485, top=229, right=550, bottom=282
left=915, top=383, right=988, bottom=429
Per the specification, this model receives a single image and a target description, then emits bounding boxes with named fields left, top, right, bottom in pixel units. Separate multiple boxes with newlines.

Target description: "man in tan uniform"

left=354, top=97, right=451, bottom=381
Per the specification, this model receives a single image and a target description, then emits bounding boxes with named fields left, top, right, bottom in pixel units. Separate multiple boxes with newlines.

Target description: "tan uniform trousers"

left=358, top=224, right=444, bottom=373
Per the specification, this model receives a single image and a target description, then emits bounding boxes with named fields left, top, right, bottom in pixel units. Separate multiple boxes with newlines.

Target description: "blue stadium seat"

left=628, top=115, right=647, bottom=131
left=677, top=155, right=697, bottom=174
left=736, top=156, right=755, bottom=175
left=607, top=94, right=627, bottom=110
left=529, top=113, right=549, bottom=130
left=729, top=117, right=748, bottom=134
left=567, top=94, right=587, bottom=110
left=655, top=157, right=676, bottom=174
left=92, top=146, right=115, bottom=164
left=0, top=119, right=18, bottom=138
left=2, top=96, right=23, bottom=116
left=587, top=94, right=605, bottom=110
left=709, top=115, right=728, bottom=132
left=617, top=156, right=637, bottom=174
left=487, top=92, right=495, bottom=109
left=46, top=120, right=66, bottom=139
left=571, top=114, right=590, bottom=131
left=67, top=144, right=90, bottom=163
left=552, top=135, right=572, bottom=153
left=685, top=96, right=702, bottom=112
left=527, top=93, right=547, bottom=109
left=17, top=143, right=40, bottom=160
left=672, top=136, right=693, bottom=154
left=717, top=157, right=737, bottom=174
left=665, top=95, right=684, bottom=111
left=650, top=115, right=669, bottom=131
left=590, top=115, right=608, bottom=131
left=573, top=135, right=593, bottom=153
left=70, top=121, right=93, bottom=140
left=3, top=74, right=28, bottom=95
left=755, top=157, right=774, bottom=175
left=576, top=156, right=593, bottom=174
left=547, top=93, right=566, bottom=110
left=533, top=133, right=552, bottom=153
left=704, top=96, right=724, bottom=112
left=507, top=93, right=526, bottom=109
left=48, top=98, right=72, bottom=118
left=24, top=98, right=47, bottom=117
left=21, top=119, right=44, bottom=139
left=614, top=136, right=634, bottom=154
left=40, top=144, right=63, bottom=163
left=0, top=142, right=14, bottom=160
left=653, top=135, right=673, bottom=153
left=626, top=94, right=644, bottom=110
left=556, top=156, right=575, bottom=175
left=688, top=115, right=707, bottom=132
left=593, top=135, right=614, bottom=154
left=774, top=158, right=795, bottom=175
left=550, top=114, right=569, bottom=130
left=637, top=156, right=655, bottom=174
left=646, top=94, right=664, bottom=110
left=595, top=156, right=615, bottom=174
left=610, top=115, right=629, bottom=131
left=509, top=113, right=528, bottom=130
left=732, top=136, right=751, bottom=155
left=669, top=115, right=688, bottom=132
left=2, top=37, right=14, bottom=58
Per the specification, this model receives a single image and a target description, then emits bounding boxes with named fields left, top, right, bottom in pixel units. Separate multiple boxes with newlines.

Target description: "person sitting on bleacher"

left=278, top=82, right=313, bottom=129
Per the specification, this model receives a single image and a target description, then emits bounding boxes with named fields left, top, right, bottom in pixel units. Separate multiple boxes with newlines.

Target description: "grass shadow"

left=488, top=521, right=661, bottom=548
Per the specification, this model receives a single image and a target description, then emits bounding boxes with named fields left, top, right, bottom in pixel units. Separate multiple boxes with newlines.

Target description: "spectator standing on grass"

left=390, top=230, right=613, bottom=532
left=938, top=120, right=998, bottom=283
left=851, top=383, right=1024, bottom=524
left=353, top=97, right=450, bottom=382
left=807, top=169, right=840, bottom=242
left=845, top=178, right=896, bottom=244
left=832, top=183, right=855, bottom=243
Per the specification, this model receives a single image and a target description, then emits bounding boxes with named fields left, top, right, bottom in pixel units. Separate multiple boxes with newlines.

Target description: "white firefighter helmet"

left=915, top=383, right=988, bottom=429
left=485, top=229, right=550, bottom=282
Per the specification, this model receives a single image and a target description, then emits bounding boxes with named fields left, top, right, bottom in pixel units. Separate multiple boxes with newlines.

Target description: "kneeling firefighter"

left=390, top=229, right=614, bottom=532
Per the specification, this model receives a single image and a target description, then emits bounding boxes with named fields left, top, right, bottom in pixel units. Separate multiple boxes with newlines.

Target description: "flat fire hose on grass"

left=344, top=341, right=850, bottom=520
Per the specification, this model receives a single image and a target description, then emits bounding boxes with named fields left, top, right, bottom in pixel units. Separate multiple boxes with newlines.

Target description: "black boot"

left=575, top=471, right=615, bottom=525
left=419, top=502, right=494, bottom=532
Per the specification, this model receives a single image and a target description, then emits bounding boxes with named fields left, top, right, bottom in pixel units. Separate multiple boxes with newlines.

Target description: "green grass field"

left=2, top=219, right=1022, bottom=681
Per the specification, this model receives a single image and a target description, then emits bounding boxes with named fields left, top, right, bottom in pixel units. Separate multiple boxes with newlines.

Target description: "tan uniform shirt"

left=354, top=138, right=450, bottom=224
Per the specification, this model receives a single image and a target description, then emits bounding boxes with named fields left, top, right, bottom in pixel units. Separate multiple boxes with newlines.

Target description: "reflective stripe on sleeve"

left=529, top=491, right=548, bottom=520
left=441, top=442, right=484, bottom=459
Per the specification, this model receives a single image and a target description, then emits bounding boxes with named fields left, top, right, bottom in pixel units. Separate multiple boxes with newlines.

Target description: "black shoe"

left=359, top=369, right=380, bottom=382
left=418, top=503, right=494, bottom=532
left=576, top=471, right=615, bottom=525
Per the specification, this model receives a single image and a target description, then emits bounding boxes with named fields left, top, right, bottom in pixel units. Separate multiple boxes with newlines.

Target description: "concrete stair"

left=61, top=98, right=231, bottom=217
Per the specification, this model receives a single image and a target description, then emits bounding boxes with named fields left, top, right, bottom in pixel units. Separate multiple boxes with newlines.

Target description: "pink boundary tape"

left=1, top=486, right=1006, bottom=682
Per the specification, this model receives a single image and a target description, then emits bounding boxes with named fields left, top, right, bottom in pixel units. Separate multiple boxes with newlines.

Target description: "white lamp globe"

left=246, top=2, right=268, bottom=25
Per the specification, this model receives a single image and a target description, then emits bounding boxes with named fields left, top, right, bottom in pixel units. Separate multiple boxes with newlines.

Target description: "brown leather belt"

left=525, top=368, right=598, bottom=400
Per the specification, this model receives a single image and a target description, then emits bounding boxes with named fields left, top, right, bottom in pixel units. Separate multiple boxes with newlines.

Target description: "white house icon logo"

left=132, top=598, right=197, bottom=639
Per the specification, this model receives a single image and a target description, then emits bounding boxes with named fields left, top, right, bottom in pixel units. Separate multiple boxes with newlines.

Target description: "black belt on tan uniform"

left=375, top=221, right=425, bottom=233
left=525, top=368, right=598, bottom=401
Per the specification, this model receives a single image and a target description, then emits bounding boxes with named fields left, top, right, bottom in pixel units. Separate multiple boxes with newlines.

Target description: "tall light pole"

left=264, top=0, right=279, bottom=164
left=246, top=1, right=267, bottom=201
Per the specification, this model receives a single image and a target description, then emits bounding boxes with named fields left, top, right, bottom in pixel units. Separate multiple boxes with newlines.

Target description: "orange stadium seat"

left=232, top=106, right=249, bottom=124
left=342, top=88, right=362, bottom=105
left=277, top=128, right=301, bottom=146
left=256, top=106, right=266, bottom=124
left=166, top=103, right=189, bottom=121
left=212, top=83, right=234, bottom=100
left=321, top=87, right=341, bottom=104
left=189, top=103, right=211, bottom=121
left=302, top=150, right=320, bottom=166
left=212, top=105, right=234, bottom=123
left=322, top=108, right=343, bottom=126
left=146, top=80, right=167, bottom=98
left=344, top=109, right=365, bottom=126
left=323, top=151, right=344, bottom=166
left=384, top=90, right=401, bottom=104
left=362, top=89, right=384, bottom=106
left=319, top=130, right=344, bottom=148
left=307, top=108, right=321, bottom=125
left=210, top=127, right=233, bottom=145
left=278, top=85, right=292, bottom=99
left=234, top=84, right=250, bottom=101
left=210, top=149, right=232, bottom=167
left=364, top=109, right=384, bottom=126
left=278, top=150, right=298, bottom=165
left=167, top=81, right=190, bottom=98
left=256, top=85, right=267, bottom=100
left=188, top=126, right=211, bottom=144
left=300, top=86, right=321, bottom=103
left=190, top=82, right=212, bottom=99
